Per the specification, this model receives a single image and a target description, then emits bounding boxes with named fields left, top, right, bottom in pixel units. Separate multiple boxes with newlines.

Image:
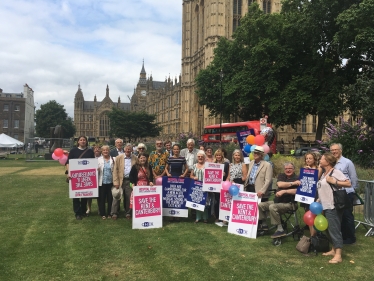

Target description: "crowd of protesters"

left=65, top=136, right=358, bottom=264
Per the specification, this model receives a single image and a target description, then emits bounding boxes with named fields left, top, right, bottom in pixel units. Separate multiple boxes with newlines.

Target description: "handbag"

left=296, top=235, right=311, bottom=254
left=328, top=169, right=352, bottom=210
left=310, top=233, right=330, bottom=255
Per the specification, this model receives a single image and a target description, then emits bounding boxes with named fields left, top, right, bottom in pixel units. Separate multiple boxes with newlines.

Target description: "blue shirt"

left=334, top=156, right=358, bottom=193
left=102, top=159, right=113, bottom=184
left=249, top=161, right=261, bottom=185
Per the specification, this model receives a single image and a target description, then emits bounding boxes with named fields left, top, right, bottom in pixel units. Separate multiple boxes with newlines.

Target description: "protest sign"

left=219, top=184, right=244, bottom=221
left=236, top=129, right=255, bottom=164
left=185, top=180, right=207, bottom=212
left=132, top=185, right=163, bottom=229
left=295, top=168, right=318, bottom=204
left=228, top=191, right=259, bottom=239
left=69, top=158, right=98, bottom=198
left=162, top=177, right=189, bottom=217
left=202, top=162, right=224, bottom=192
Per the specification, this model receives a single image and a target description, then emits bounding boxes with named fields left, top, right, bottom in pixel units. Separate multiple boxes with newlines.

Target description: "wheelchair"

left=257, top=202, right=304, bottom=246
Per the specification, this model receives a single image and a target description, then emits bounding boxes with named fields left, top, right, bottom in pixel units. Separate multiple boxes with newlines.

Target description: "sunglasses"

left=138, top=147, right=145, bottom=150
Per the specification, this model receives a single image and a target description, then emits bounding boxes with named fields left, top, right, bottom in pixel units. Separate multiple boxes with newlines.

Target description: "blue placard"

left=236, top=129, right=255, bottom=158
left=162, top=177, right=190, bottom=217
left=185, top=180, right=207, bottom=211
left=295, top=168, right=318, bottom=204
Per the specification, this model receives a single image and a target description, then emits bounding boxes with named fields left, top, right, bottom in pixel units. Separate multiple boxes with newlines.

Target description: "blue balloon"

left=310, top=202, right=323, bottom=215
left=264, top=154, right=270, bottom=161
left=250, top=145, right=256, bottom=152
left=244, top=144, right=251, bottom=153
left=229, top=185, right=239, bottom=196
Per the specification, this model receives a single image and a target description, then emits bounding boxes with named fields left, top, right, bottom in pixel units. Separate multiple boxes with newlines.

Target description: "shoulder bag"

left=328, top=169, right=352, bottom=210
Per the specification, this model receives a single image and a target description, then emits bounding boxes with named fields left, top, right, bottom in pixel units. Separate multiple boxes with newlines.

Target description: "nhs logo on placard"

left=208, top=187, right=215, bottom=191
left=225, top=216, right=230, bottom=221
left=78, top=160, right=90, bottom=165
left=236, top=228, right=248, bottom=235
left=192, top=204, right=197, bottom=208
left=142, top=222, right=154, bottom=227
left=301, top=197, right=306, bottom=202
left=169, top=210, right=180, bottom=215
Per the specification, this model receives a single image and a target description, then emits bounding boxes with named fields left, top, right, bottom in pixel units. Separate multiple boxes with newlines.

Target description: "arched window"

left=233, top=0, right=242, bottom=33
left=99, top=112, right=110, bottom=137
left=263, top=0, right=271, bottom=14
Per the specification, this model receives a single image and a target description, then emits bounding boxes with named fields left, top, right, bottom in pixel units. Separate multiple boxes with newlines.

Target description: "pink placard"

left=231, top=201, right=258, bottom=225
left=220, top=189, right=232, bottom=211
left=134, top=195, right=162, bottom=218
left=204, top=169, right=223, bottom=184
left=70, top=169, right=97, bottom=190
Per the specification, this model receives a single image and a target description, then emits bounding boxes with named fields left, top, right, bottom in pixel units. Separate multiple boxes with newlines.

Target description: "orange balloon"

left=246, top=135, right=255, bottom=145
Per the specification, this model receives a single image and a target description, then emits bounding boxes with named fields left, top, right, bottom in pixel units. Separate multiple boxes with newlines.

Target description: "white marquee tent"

left=0, top=133, right=24, bottom=148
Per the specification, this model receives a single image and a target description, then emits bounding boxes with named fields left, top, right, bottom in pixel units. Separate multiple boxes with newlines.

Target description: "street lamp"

left=219, top=69, right=224, bottom=145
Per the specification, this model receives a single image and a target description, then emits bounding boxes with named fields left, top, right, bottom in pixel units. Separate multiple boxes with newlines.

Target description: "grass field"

left=0, top=159, right=373, bottom=281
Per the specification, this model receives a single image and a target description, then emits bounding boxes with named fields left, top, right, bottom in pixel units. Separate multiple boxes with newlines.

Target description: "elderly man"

left=149, top=140, right=169, bottom=180
left=258, top=162, right=301, bottom=238
left=330, top=143, right=358, bottom=245
left=111, top=143, right=138, bottom=220
left=110, top=138, right=124, bottom=157
left=164, top=140, right=173, bottom=157
left=180, top=139, right=199, bottom=176
left=244, top=146, right=272, bottom=199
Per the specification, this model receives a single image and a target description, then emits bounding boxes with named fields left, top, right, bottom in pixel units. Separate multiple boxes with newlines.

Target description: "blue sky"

left=0, top=0, right=182, bottom=116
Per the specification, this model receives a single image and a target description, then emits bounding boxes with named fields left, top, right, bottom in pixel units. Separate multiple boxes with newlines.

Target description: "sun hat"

left=112, top=187, right=123, bottom=200
left=254, top=145, right=265, bottom=154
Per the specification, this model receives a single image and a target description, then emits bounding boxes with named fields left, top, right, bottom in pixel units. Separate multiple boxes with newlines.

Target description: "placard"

left=228, top=191, right=259, bottom=239
left=202, top=163, right=224, bottom=192
left=236, top=130, right=255, bottom=164
left=219, top=184, right=244, bottom=221
left=69, top=158, right=98, bottom=198
left=185, top=180, right=207, bottom=211
left=162, top=177, right=189, bottom=217
left=295, top=168, right=318, bottom=204
left=132, top=185, right=162, bottom=229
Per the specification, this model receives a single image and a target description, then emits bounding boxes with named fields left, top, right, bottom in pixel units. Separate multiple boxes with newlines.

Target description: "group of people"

left=65, top=136, right=358, bottom=264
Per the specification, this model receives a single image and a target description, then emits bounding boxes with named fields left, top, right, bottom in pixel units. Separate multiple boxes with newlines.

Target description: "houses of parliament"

left=74, top=0, right=341, bottom=148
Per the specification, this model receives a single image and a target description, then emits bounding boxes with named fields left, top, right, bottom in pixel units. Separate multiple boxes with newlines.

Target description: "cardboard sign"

left=185, top=180, right=207, bottom=212
left=202, top=163, right=224, bottom=192
left=236, top=130, right=255, bottom=164
left=228, top=191, right=259, bottom=239
left=132, top=185, right=163, bottom=229
left=219, top=184, right=244, bottom=221
left=69, top=158, right=98, bottom=198
left=295, top=168, right=318, bottom=204
left=162, top=177, right=189, bottom=217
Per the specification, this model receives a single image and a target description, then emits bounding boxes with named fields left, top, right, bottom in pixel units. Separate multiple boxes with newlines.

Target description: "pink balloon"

left=52, top=152, right=60, bottom=160
left=222, top=181, right=231, bottom=191
left=156, top=177, right=163, bottom=186
left=254, top=135, right=265, bottom=146
left=59, top=155, right=68, bottom=165
left=262, top=144, right=270, bottom=154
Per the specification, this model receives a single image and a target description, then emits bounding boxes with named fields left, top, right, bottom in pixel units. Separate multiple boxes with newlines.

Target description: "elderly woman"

left=136, top=143, right=147, bottom=156
left=229, top=149, right=248, bottom=184
left=66, top=136, right=95, bottom=220
left=318, top=152, right=351, bottom=264
left=98, top=145, right=114, bottom=219
left=190, top=150, right=209, bottom=223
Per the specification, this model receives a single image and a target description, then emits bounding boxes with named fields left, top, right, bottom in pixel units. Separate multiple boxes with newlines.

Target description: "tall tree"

left=107, top=107, right=162, bottom=142
left=35, top=100, right=75, bottom=138
left=196, top=1, right=368, bottom=140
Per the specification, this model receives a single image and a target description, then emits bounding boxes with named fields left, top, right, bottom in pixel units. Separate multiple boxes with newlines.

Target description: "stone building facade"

left=0, top=84, right=35, bottom=143
left=74, top=85, right=130, bottom=141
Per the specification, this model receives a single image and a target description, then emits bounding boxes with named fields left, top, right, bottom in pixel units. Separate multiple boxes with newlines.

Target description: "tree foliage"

left=196, top=1, right=373, bottom=140
left=35, top=100, right=75, bottom=138
left=106, top=107, right=162, bottom=142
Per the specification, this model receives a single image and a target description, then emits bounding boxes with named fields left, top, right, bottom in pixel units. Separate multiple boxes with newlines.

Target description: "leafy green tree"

left=35, top=100, right=75, bottom=138
left=107, top=107, right=162, bottom=142
left=196, top=1, right=371, bottom=140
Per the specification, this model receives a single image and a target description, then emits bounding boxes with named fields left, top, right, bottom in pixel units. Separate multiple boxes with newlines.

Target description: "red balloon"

left=54, top=148, right=63, bottom=157
left=303, top=210, right=317, bottom=226
left=246, top=135, right=255, bottom=145
left=254, top=135, right=265, bottom=146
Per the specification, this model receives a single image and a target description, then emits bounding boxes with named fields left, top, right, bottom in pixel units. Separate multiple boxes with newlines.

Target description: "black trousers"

left=73, top=198, right=87, bottom=216
left=99, top=183, right=113, bottom=216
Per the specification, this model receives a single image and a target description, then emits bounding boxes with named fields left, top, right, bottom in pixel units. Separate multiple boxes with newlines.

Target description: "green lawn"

left=0, top=160, right=373, bottom=281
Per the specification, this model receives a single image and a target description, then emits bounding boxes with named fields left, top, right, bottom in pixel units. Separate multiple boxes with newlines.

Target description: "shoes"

left=112, top=214, right=117, bottom=220
left=343, top=238, right=356, bottom=245
left=102, top=216, right=106, bottom=220
left=271, top=231, right=286, bottom=238
left=76, top=215, right=82, bottom=220
left=126, top=215, right=131, bottom=220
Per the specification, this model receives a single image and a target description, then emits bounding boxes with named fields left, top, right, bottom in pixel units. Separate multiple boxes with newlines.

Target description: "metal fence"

left=355, top=180, right=374, bottom=236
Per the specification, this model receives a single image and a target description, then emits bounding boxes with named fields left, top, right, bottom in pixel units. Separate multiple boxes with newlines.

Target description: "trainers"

left=271, top=230, right=286, bottom=238
left=76, top=215, right=82, bottom=220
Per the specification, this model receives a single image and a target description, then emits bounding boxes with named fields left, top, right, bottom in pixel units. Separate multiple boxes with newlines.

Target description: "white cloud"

left=0, top=0, right=182, bottom=117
